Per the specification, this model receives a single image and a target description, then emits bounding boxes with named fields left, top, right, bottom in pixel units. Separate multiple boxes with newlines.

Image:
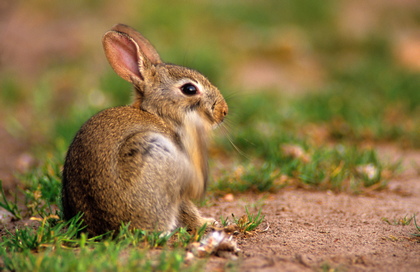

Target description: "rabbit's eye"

left=181, top=83, right=198, bottom=96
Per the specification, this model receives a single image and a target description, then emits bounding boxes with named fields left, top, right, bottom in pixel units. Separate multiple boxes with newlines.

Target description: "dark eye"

left=180, top=83, right=198, bottom=96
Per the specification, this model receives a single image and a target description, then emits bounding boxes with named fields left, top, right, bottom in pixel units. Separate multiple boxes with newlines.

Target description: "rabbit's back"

left=62, top=106, right=187, bottom=235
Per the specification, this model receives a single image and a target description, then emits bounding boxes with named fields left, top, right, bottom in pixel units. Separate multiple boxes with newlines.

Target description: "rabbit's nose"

left=222, top=104, right=228, bottom=117
left=218, top=106, right=228, bottom=123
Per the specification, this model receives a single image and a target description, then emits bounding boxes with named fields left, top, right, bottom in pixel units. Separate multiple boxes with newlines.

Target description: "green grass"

left=0, top=157, right=264, bottom=270
left=319, top=262, right=346, bottom=272
left=0, top=195, right=260, bottom=271
left=0, top=0, right=419, bottom=270
left=0, top=211, right=200, bottom=271
left=1, top=243, right=197, bottom=272
left=0, top=180, right=22, bottom=220
left=294, top=69, right=420, bottom=147
left=412, top=215, right=420, bottom=238
left=381, top=214, right=420, bottom=240
left=0, top=153, right=266, bottom=271
left=2, top=214, right=92, bottom=253
left=232, top=207, right=265, bottom=233
left=382, top=215, right=415, bottom=226
left=214, top=128, right=398, bottom=194
left=0, top=156, right=63, bottom=220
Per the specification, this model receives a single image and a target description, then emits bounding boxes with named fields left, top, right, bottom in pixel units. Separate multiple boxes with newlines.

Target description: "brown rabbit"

left=61, top=24, right=228, bottom=236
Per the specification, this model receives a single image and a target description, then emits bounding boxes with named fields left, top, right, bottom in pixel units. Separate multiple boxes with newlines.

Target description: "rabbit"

left=61, top=24, right=228, bottom=236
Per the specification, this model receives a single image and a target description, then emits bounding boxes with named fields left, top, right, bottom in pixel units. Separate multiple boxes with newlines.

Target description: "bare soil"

left=201, top=147, right=420, bottom=271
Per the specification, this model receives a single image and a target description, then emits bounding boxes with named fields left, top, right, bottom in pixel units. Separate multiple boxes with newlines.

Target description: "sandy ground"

left=201, top=147, right=420, bottom=271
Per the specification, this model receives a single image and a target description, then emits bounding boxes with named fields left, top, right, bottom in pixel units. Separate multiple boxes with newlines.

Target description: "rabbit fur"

left=61, top=24, right=228, bottom=236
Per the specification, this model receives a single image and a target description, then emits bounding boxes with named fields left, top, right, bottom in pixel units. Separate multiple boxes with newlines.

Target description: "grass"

left=320, top=262, right=346, bottom=272
left=213, top=140, right=397, bottom=194
left=381, top=214, right=420, bottom=241
left=0, top=0, right=419, bottom=270
left=0, top=145, right=267, bottom=271
left=1, top=243, right=196, bottom=272
left=232, top=207, right=265, bottom=233
left=413, top=215, right=420, bottom=238
left=0, top=203, right=260, bottom=271
left=382, top=215, right=415, bottom=226
left=2, top=214, right=91, bottom=253
left=0, top=161, right=264, bottom=270
left=0, top=155, right=62, bottom=220
left=0, top=180, right=22, bottom=220
left=294, top=68, right=420, bottom=148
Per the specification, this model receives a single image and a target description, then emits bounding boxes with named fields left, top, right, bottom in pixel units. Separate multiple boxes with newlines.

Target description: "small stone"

left=223, top=193, right=235, bottom=202
left=0, top=208, right=14, bottom=224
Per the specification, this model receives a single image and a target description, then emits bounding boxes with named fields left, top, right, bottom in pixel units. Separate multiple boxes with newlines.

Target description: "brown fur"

left=61, top=24, right=228, bottom=236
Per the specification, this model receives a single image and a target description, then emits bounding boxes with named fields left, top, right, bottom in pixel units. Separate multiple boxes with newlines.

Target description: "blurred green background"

left=1, top=2, right=420, bottom=269
left=1, top=0, right=419, bottom=166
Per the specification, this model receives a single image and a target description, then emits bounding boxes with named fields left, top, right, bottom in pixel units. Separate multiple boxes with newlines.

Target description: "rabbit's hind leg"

left=178, top=199, right=215, bottom=230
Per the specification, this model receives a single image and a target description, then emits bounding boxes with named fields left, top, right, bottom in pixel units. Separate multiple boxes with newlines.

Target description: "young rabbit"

left=61, top=24, right=228, bottom=236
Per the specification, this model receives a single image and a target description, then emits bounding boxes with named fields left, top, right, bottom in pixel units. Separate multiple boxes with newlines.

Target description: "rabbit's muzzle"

left=212, top=99, right=228, bottom=125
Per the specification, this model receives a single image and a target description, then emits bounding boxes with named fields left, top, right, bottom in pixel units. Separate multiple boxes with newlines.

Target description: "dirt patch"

left=201, top=147, right=420, bottom=271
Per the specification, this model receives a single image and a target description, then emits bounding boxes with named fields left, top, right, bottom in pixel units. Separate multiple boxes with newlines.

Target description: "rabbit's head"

left=102, top=24, right=228, bottom=131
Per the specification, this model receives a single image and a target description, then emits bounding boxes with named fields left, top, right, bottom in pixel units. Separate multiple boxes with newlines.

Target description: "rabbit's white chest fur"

left=142, top=111, right=208, bottom=200
left=176, top=111, right=210, bottom=199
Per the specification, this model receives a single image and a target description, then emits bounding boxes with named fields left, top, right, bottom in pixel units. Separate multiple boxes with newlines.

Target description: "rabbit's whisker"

left=219, top=123, right=249, bottom=160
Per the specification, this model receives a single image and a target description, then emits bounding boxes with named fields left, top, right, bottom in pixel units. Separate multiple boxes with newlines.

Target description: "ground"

left=0, top=2, right=419, bottom=270
left=200, top=146, right=420, bottom=271
left=3, top=129, right=419, bottom=271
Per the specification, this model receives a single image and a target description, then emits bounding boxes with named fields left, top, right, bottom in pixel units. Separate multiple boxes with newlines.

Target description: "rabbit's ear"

left=111, top=24, right=162, bottom=64
left=102, top=24, right=162, bottom=83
